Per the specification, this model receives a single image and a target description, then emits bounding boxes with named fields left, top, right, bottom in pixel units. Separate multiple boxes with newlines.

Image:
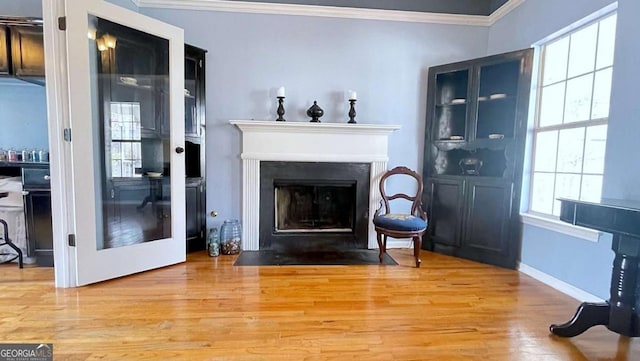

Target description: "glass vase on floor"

left=220, top=219, right=241, bottom=255
left=207, top=227, right=220, bottom=257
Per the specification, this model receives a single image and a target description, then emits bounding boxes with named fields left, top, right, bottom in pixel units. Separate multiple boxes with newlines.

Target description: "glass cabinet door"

left=474, top=60, right=521, bottom=139
left=184, top=54, right=198, bottom=137
left=433, top=69, right=470, bottom=142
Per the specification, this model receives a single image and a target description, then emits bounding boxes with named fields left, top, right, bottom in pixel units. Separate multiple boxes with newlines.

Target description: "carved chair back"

left=378, top=166, right=424, bottom=216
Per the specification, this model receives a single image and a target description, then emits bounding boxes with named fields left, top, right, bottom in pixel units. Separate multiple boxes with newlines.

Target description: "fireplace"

left=230, top=120, right=400, bottom=251
left=260, top=161, right=370, bottom=251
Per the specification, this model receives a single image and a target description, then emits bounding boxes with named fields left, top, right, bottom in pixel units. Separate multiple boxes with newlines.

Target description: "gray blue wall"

left=0, top=82, right=49, bottom=150
left=0, top=0, right=42, bottom=17
left=488, top=0, right=624, bottom=299
left=140, top=8, right=489, bottom=226
left=602, top=0, right=640, bottom=201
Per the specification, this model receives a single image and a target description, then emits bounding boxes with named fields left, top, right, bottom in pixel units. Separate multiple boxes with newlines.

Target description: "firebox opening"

left=274, top=181, right=356, bottom=233
left=259, top=161, right=370, bottom=251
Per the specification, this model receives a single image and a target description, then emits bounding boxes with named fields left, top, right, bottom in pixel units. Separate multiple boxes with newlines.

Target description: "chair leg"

left=412, top=236, right=422, bottom=268
left=383, top=235, right=388, bottom=254
left=376, top=232, right=384, bottom=263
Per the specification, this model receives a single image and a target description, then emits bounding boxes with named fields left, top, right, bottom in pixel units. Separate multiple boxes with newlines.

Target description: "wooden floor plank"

left=0, top=249, right=638, bottom=360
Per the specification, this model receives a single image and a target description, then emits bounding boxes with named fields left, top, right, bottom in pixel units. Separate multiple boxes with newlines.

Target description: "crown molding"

left=487, top=0, right=525, bottom=25
left=134, top=0, right=526, bottom=26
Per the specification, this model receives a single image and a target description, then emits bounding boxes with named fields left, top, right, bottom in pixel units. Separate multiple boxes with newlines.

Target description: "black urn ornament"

left=306, top=101, right=324, bottom=122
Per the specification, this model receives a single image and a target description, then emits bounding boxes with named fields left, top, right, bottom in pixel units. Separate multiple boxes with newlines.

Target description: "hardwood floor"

left=0, top=249, right=637, bottom=360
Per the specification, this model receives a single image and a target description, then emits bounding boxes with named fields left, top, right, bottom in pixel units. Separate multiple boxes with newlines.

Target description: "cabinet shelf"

left=436, top=102, right=467, bottom=107
left=433, top=137, right=512, bottom=150
left=116, top=80, right=153, bottom=90
left=435, top=139, right=465, bottom=144
left=477, top=95, right=515, bottom=102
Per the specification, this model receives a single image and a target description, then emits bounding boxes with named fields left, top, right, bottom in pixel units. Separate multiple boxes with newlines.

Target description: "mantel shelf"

left=230, top=120, right=400, bottom=135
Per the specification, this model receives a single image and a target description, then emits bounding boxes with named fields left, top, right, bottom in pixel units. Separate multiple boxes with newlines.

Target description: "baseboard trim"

left=386, top=239, right=413, bottom=249
left=518, top=262, right=604, bottom=303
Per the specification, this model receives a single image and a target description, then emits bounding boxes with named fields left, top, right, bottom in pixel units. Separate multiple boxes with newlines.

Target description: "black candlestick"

left=276, top=96, right=286, bottom=121
left=348, top=99, right=357, bottom=124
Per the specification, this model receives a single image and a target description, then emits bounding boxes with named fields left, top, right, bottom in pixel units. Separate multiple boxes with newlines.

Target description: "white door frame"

left=43, top=0, right=75, bottom=287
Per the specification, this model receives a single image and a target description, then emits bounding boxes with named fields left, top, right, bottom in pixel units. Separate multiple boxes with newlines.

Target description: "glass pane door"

left=65, top=0, right=185, bottom=286
left=90, top=16, right=172, bottom=249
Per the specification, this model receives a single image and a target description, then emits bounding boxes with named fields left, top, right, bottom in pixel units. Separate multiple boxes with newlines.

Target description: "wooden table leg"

left=606, top=235, right=640, bottom=337
left=550, top=302, right=610, bottom=337
left=550, top=234, right=640, bottom=337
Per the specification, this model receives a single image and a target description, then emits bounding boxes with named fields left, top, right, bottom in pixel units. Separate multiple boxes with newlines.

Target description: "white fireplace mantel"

left=230, top=120, right=401, bottom=250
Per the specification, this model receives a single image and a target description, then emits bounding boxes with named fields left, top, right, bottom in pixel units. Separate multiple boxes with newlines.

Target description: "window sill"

left=520, top=213, right=601, bottom=243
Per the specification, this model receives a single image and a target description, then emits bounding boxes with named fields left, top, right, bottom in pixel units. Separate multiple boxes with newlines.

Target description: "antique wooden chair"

left=373, top=166, right=428, bottom=267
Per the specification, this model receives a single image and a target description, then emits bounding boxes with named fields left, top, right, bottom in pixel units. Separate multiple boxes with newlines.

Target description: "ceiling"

left=221, top=0, right=510, bottom=16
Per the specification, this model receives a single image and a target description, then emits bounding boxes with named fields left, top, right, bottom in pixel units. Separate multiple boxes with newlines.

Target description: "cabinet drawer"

left=22, top=168, right=50, bottom=189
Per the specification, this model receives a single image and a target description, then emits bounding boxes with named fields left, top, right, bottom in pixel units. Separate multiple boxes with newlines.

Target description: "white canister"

left=38, top=150, right=49, bottom=162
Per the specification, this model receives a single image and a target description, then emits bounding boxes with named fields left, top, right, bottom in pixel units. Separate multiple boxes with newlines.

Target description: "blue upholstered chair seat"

left=373, top=213, right=427, bottom=232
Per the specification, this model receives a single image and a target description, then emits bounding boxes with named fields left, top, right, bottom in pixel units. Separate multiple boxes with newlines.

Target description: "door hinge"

left=68, top=234, right=76, bottom=247
left=58, top=16, right=67, bottom=31
left=64, top=128, right=72, bottom=142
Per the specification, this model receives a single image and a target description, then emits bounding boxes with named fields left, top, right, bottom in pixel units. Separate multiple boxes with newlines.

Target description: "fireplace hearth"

left=260, top=161, right=370, bottom=251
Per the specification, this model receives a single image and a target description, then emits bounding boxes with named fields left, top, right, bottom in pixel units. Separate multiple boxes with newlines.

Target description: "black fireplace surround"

left=259, top=161, right=370, bottom=251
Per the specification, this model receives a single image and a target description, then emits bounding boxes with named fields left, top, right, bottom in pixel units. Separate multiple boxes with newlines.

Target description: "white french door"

left=60, top=0, right=185, bottom=286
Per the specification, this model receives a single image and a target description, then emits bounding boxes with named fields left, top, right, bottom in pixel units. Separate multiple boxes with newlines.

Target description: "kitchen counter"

left=0, top=161, right=49, bottom=169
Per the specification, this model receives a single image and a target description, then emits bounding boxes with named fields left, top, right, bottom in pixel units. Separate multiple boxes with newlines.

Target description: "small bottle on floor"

left=207, top=228, right=220, bottom=257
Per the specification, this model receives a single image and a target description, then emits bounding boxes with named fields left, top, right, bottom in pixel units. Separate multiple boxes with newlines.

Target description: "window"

left=529, top=12, right=616, bottom=217
left=110, top=102, right=142, bottom=178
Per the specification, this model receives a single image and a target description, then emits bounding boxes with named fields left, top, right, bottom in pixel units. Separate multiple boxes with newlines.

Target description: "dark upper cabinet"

left=9, top=25, right=45, bottom=78
left=0, top=23, right=45, bottom=82
left=185, top=45, right=205, bottom=139
left=184, top=44, right=207, bottom=252
left=422, top=48, right=533, bottom=269
left=0, top=25, right=9, bottom=75
left=428, top=49, right=530, bottom=147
